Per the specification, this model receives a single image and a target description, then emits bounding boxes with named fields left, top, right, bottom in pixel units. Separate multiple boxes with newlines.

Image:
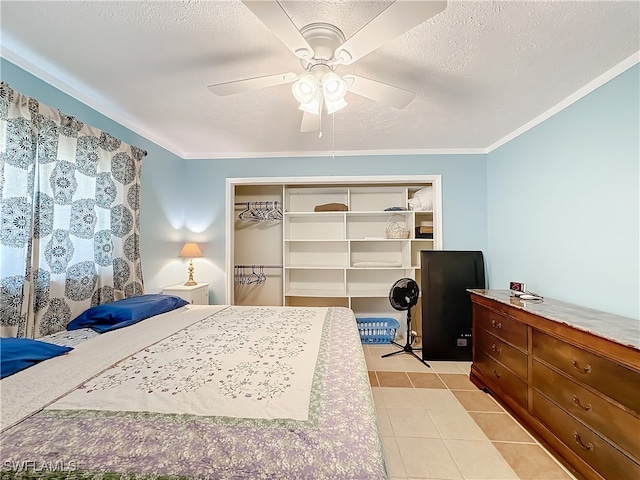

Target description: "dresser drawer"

left=476, top=327, right=527, bottom=380
left=533, top=359, right=640, bottom=461
left=533, top=391, right=640, bottom=480
left=533, top=330, right=640, bottom=415
left=474, top=305, right=527, bottom=351
left=476, top=348, right=527, bottom=408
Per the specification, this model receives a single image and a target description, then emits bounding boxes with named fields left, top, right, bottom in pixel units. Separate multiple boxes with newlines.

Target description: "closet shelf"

left=285, top=288, right=347, bottom=297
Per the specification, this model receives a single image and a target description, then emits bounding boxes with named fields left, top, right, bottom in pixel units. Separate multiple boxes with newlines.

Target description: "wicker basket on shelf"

left=385, top=214, right=410, bottom=239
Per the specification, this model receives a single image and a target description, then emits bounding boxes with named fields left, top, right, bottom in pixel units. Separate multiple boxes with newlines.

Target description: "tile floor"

left=363, top=343, right=578, bottom=480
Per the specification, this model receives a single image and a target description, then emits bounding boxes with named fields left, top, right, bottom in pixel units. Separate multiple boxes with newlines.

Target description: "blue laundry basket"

left=356, top=317, right=400, bottom=344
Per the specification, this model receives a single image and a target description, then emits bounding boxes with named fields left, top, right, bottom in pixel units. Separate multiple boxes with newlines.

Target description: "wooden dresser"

left=469, top=289, right=640, bottom=480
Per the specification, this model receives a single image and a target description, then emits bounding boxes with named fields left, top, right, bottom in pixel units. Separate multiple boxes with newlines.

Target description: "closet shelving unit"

left=282, top=183, right=440, bottom=321
left=227, top=176, right=442, bottom=327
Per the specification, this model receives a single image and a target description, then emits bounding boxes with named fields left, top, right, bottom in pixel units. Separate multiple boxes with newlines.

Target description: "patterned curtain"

left=0, top=82, right=147, bottom=338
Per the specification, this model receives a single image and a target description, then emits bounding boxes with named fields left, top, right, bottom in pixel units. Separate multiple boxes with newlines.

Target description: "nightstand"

left=162, top=283, right=210, bottom=305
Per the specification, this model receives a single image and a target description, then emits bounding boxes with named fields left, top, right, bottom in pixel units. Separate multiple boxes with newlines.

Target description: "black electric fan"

left=382, top=278, right=430, bottom=367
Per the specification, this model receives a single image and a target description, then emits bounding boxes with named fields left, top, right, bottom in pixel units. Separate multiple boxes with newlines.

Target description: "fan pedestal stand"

left=381, top=307, right=430, bottom=368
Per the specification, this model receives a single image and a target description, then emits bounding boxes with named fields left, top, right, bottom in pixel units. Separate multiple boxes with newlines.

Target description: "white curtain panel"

left=0, top=82, right=146, bottom=338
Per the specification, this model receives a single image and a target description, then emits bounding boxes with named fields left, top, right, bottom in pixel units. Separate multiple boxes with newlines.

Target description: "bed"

left=0, top=304, right=388, bottom=479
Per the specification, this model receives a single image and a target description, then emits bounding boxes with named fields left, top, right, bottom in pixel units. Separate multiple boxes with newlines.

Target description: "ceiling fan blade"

left=208, top=72, right=297, bottom=96
left=344, top=74, right=415, bottom=109
left=335, top=0, right=447, bottom=65
left=300, top=111, right=320, bottom=133
left=242, top=1, right=313, bottom=59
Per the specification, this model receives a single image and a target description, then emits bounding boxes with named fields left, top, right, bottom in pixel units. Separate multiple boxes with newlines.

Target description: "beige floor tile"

left=387, top=408, right=440, bottom=438
left=469, top=412, right=535, bottom=443
left=452, top=390, right=504, bottom=412
left=414, top=389, right=467, bottom=412
left=438, top=373, right=478, bottom=390
left=371, top=387, right=386, bottom=408
left=408, top=372, right=447, bottom=389
left=380, top=387, right=421, bottom=409
left=381, top=436, right=407, bottom=478
left=366, top=344, right=401, bottom=356
left=493, top=443, right=575, bottom=479
left=428, top=361, right=468, bottom=374
left=457, top=361, right=472, bottom=374
left=367, top=354, right=408, bottom=372
left=376, top=408, right=394, bottom=437
left=377, top=371, right=413, bottom=387
left=368, top=370, right=380, bottom=387
left=398, top=355, right=432, bottom=372
left=444, top=439, right=519, bottom=479
left=395, top=437, right=463, bottom=479
left=428, top=409, right=488, bottom=440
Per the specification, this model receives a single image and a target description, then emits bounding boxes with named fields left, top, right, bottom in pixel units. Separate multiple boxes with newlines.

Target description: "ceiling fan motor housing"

left=299, top=23, right=346, bottom=69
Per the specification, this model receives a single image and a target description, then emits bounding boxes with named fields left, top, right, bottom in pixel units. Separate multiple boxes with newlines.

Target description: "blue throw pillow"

left=1, top=337, right=73, bottom=379
left=67, top=294, right=189, bottom=333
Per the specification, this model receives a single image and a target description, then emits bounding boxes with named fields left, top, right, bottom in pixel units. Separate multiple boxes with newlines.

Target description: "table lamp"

left=178, top=242, right=203, bottom=286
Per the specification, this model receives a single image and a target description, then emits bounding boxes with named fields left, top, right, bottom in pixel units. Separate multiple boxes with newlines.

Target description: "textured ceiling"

left=1, top=0, right=638, bottom=159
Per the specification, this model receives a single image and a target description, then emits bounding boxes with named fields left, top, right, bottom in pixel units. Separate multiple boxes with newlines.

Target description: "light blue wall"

left=0, top=58, right=188, bottom=295
left=486, top=64, right=639, bottom=319
left=183, top=155, right=488, bottom=303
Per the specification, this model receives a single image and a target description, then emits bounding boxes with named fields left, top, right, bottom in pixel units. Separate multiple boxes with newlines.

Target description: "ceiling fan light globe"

left=321, top=71, right=347, bottom=102
left=325, top=97, right=347, bottom=115
left=292, top=74, right=318, bottom=104
left=298, top=97, right=321, bottom=115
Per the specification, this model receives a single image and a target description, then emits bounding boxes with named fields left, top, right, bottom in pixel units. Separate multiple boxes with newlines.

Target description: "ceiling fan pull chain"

left=318, top=103, right=323, bottom=138
left=332, top=112, right=335, bottom=159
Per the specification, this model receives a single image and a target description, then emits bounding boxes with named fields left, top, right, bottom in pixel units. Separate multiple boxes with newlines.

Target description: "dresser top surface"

left=468, top=289, right=640, bottom=351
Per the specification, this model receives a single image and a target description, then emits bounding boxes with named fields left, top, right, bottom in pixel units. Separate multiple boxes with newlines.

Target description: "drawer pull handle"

left=572, top=432, right=593, bottom=451
left=491, top=319, right=502, bottom=329
left=572, top=395, right=592, bottom=411
left=492, top=369, right=502, bottom=378
left=491, top=344, right=502, bottom=354
left=571, top=360, right=592, bottom=374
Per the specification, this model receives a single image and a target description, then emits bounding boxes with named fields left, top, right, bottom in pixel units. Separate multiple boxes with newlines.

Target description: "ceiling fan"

left=208, top=0, right=447, bottom=133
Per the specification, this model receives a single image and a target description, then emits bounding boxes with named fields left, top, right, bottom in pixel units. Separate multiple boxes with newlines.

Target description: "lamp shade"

left=178, top=243, right=203, bottom=258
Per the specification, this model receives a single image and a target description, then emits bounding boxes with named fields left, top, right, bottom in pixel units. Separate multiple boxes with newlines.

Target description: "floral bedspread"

left=0, top=306, right=388, bottom=479
left=39, top=328, right=99, bottom=347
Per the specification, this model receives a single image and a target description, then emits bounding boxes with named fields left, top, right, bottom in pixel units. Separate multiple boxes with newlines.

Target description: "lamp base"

left=184, top=259, right=198, bottom=286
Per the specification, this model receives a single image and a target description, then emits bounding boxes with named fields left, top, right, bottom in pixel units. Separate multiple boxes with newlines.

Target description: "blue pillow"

left=66, top=294, right=189, bottom=333
left=1, top=337, right=73, bottom=379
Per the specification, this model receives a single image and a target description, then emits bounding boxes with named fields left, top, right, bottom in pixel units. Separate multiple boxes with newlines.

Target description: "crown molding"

left=182, top=147, right=488, bottom=160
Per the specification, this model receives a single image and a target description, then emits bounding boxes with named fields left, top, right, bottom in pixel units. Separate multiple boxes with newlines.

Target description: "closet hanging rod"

left=234, top=201, right=281, bottom=206
left=234, top=264, right=283, bottom=269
